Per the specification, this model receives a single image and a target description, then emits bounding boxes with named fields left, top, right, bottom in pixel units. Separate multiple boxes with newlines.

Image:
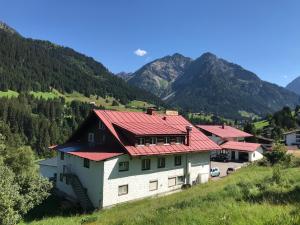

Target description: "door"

left=231, top=151, right=235, bottom=160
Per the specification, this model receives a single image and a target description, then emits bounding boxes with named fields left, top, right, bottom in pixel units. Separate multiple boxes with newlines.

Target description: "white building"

left=54, top=109, right=220, bottom=210
left=197, top=124, right=263, bottom=162
left=220, top=141, right=264, bottom=162
left=284, top=130, right=300, bottom=146
left=38, top=157, right=57, bottom=179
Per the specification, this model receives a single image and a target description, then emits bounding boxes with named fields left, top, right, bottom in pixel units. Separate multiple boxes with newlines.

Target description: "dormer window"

left=164, top=137, right=170, bottom=145
left=88, top=132, right=94, bottom=143
left=176, top=137, right=183, bottom=144
left=150, top=137, right=157, bottom=145
left=138, top=137, right=145, bottom=146
left=99, top=120, right=105, bottom=130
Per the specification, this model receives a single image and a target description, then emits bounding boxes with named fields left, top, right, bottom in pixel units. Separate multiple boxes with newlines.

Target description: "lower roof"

left=38, top=157, right=57, bottom=167
left=55, top=143, right=124, bottom=161
left=220, top=141, right=261, bottom=152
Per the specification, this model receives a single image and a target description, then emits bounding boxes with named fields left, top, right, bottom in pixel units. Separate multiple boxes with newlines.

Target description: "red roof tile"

left=113, top=122, right=185, bottom=136
left=197, top=125, right=252, bottom=139
left=55, top=143, right=124, bottom=161
left=220, top=141, right=261, bottom=152
left=94, top=110, right=221, bottom=156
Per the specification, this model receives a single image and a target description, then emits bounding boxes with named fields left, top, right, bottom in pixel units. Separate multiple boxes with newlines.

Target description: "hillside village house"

left=283, top=129, right=300, bottom=146
left=197, top=125, right=264, bottom=162
left=53, top=109, right=221, bottom=210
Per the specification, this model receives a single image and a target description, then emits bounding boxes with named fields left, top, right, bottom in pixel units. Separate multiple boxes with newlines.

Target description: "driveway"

left=210, top=161, right=247, bottom=179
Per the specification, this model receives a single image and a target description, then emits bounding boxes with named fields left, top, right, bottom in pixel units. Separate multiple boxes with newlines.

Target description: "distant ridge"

left=127, top=52, right=300, bottom=118
left=286, top=76, right=300, bottom=95
left=0, top=21, right=19, bottom=35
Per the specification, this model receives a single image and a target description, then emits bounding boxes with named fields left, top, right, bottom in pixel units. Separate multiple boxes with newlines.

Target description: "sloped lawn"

left=21, top=165, right=300, bottom=225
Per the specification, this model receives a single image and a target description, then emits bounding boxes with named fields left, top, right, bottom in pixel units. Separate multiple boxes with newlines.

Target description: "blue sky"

left=0, top=0, right=299, bottom=87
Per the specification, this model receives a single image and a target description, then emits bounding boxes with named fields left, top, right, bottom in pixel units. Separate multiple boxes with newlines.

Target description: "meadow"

left=21, top=165, right=300, bottom=225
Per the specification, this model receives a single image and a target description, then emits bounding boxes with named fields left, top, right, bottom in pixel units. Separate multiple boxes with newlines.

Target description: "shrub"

left=264, top=143, right=288, bottom=166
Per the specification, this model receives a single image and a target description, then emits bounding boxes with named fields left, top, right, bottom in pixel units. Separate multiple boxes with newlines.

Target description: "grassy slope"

left=0, top=90, right=19, bottom=98
left=254, top=120, right=270, bottom=130
left=22, top=165, right=300, bottom=225
left=1, top=89, right=155, bottom=112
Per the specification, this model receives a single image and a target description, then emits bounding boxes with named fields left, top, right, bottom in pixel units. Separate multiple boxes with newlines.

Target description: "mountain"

left=168, top=53, right=300, bottom=118
left=128, top=53, right=192, bottom=97
left=0, top=21, right=19, bottom=35
left=0, top=23, right=163, bottom=106
left=286, top=76, right=300, bottom=95
left=115, top=72, right=133, bottom=81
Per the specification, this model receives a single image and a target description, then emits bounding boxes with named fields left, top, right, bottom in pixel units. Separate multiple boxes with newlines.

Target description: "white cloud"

left=283, top=75, right=288, bottom=79
left=134, top=48, right=147, bottom=57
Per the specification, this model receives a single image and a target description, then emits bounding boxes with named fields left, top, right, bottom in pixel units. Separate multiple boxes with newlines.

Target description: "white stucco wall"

left=102, top=152, right=210, bottom=208
left=285, top=133, right=297, bottom=145
left=39, top=165, right=57, bottom=179
left=248, top=147, right=264, bottom=162
left=56, top=153, right=104, bottom=208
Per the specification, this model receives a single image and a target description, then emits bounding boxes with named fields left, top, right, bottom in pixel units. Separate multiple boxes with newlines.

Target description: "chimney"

left=186, top=125, right=193, bottom=146
left=222, top=123, right=225, bottom=129
left=146, top=107, right=156, bottom=115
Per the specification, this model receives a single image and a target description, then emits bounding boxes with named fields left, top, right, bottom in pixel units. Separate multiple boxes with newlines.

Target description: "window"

left=60, top=152, right=64, bottom=160
left=88, top=132, right=94, bottom=143
left=176, top=137, right=183, bottom=144
left=119, top=161, right=129, bottom=172
left=175, top=155, right=182, bottom=166
left=177, top=176, right=184, bottom=185
left=66, top=176, right=70, bottom=185
left=138, top=137, right=145, bottom=146
left=150, top=137, right=157, bottom=145
left=157, top=157, right=165, bottom=168
left=99, top=120, right=105, bottom=130
left=168, top=177, right=176, bottom=187
left=164, top=137, right=170, bottom=145
left=142, top=159, right=151, bottom=170
left=149, top=180, right=158, bottom=191
left=118, top=185, right=128, bottom=196
left=59, top=173, right=63, bottom=182
left=84, top=158, right=90, bottom=168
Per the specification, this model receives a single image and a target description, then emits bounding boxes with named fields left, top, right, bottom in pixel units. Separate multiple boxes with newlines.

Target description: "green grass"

left=238, top=110, right=261, bottom=120
left=0, top=90, right=19, bottom=98
left=0, top=89, right=154, bottom=112
left=21, top=165, right=300, bottom=225
left=254, top=120, right=270, bottom=130
left=30, top=91, right=59, bottom=100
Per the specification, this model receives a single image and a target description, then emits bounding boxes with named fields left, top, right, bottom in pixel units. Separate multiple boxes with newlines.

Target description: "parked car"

left=212, top=153, right=229, bottom=162
left=210, top=167, right=220, bottom=177
left=226, top=167, right=236, bottom=175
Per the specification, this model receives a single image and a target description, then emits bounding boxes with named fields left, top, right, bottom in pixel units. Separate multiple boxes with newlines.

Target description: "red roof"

left=113, top=122, right=185, bottom=136
left=220, top=141, right=261, bottom=152
left=94, top=110, right=221, bottom=156
left=70, top=151, right=123, bottom=161
left=54, top=143, right=123, bottom=161
left=197, top=125, right=252, bottom=139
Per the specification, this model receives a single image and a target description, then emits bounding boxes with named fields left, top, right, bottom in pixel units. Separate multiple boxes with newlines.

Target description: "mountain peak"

left=199, top=52, right=217, bottom=61
left=0, top=21, right=19, bottom=35
left=286, top=76, right=300, bottom=95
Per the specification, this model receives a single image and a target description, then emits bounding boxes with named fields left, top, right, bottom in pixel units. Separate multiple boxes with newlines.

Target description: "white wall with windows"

left=102, top=151, right=210, bottom=208
left=56, top=152, right=104, bottom=208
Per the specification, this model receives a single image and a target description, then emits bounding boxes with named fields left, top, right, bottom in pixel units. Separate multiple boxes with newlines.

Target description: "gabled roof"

left=94, top=110, right=221, bottom=156
left=38, top=157, right=57, bottom=167
left=220, top=141, right=261, bottom=152
left=113, top=122, right=185, bottom=136
left=197, top=125, right=252, bottom=139
left=55, top=143, right=124, bottom=161
left=283, top=129, right=300, bottom=135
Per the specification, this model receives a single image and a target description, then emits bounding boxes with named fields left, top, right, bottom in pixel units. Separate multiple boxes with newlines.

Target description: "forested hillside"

left=0, top=94, right=97, bottom=154
left=0, top=26, right=163, bottom=106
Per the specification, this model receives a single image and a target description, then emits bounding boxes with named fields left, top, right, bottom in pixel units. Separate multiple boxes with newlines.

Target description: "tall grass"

left=21, top=166, right=300, bottom=225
